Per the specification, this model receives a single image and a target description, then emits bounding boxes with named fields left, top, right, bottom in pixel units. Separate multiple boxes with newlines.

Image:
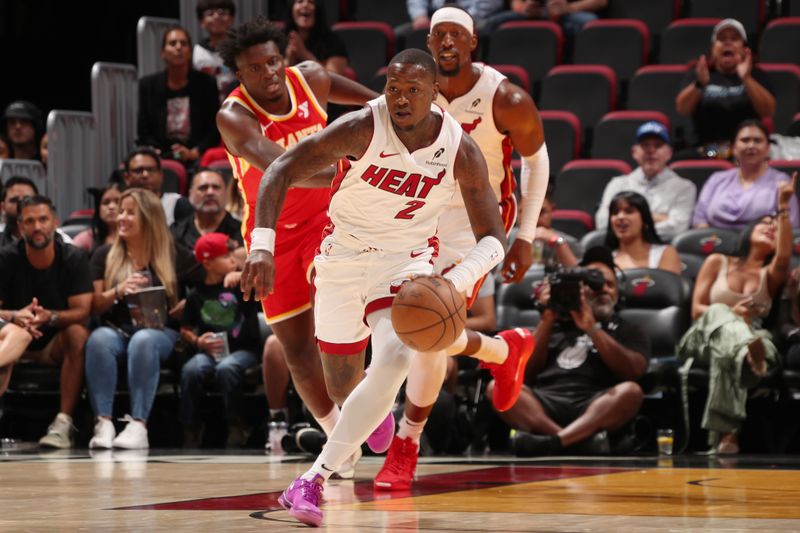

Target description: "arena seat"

left=590, top=111, right=671, bottom=167
left=160, top=158, right=187, bottom=195
left=607, top=0, right=679, bottom=60
left=401, top=26, right=429, bottom=52
left=789, top=112, right=800, bottom=137
left=760, top=18, right=800, bottom=66
left=492, top=64, right=531, bottom=95
left=627, top=65, right=694, bottom=148
left=769, top=159, right=800, bottom=179
left=332, top=22, right=395, bottom=85
left=580, top=229, right=606, bottom=251
left=759, top=63, right=800, bottom=134
left=672, top=227, right=739, bottom=279
left=573, top=19, right=650, bottom=101
left=495, top=267, right=544, bottom=331
left=486, top=21, right=563, bottom=100
left=539, top=65, right=617, bottom=151
left=350, top=0, right=409, bottom=27
left=685, top=0, right=764, bottom=37
left=553, top=159, right=631, bottom=216
left=659, top=18, right=721, bottom=65
left=669, top=159, right=735, bottom=192
left=551, top=209, right=594, bottom=239
left=539, top=110, right=581, bottom=177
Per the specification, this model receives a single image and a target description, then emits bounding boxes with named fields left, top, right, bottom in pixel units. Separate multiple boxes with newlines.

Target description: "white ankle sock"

left=315, top=405, right=340, bottom=437
left=472, top=333, right=508, bottom=364
left=396, top=415, right=426, bottom=444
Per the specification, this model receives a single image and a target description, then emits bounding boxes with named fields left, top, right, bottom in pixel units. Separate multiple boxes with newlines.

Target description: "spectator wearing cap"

left=178, top=232, right=261, bottom=448
left=596, top=121, right=697, bottom=241
left=693, top=120, right=799, bottom=230
left=2, top=101, right=44, bottom=161
left=0, top=176, right=74, bottom=248
left=675, top=18, right=775, bottom=160
left=489, top=246, right=650, bottom=456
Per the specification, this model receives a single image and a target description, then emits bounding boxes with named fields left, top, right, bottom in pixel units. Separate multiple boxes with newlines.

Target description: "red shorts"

left=245, top=209, right=330, bottom=324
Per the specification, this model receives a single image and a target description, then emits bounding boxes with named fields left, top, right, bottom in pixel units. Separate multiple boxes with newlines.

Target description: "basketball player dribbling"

left=216, top=17, right=379, bottom=475
left=375, top=6, right=551, bottom=490
left=241, top=49, right=507, bottom=527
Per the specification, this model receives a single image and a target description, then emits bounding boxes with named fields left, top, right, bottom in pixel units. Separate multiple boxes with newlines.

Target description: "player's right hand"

left=241, top=250, right=275, bottom=302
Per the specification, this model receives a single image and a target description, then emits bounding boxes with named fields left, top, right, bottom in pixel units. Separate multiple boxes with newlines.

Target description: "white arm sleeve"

left=442, top=235, right=505, bottom=294
left=515, top=143, right=550, bottom=243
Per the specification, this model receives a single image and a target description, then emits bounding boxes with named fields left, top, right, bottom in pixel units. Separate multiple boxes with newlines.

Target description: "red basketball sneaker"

left=373, top=436, right=419, bottom=491
left=482, top=328, right=534, bottom=412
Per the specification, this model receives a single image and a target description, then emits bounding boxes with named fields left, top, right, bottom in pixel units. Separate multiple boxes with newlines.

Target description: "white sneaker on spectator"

left=89, top=418, right=116, bottom=449
left=39, top=413, right=74, bottom=449
left=112, top=416, right=149, bottom=450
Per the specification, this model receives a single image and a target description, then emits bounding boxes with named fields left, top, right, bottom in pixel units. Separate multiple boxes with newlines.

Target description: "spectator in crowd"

left=283, top=0, right=349, bottom=76
left=679, top=174, right=795, bottom=454
left=122, top=147, right=193, bottom=226
left=0, top=195, right=92, bottom=448
left=494, top=246, right=650, bottom=455
left=72, top=184, right=121, bottom=254
left=596, top=121, right=697, bottom=241
left=604, top=191, right=682, bottom=274
left=193, top=0, right=238, bottom=102
left=137, top=26, right=220, bottom=169
left=2, top=101, right=44, bottom=161
left=0, top=136, right=10, bottom=160
left=179, top=232, right=261, bottom=448
left=0, top=320, right=33, bottom=396
left=1, top=176, right=73, bottom=247
left=484, top=0, right=608, bottom=39
left=693, top=120, right=799, bottom=230
left=84, top=188, right=183, bottom=450
left=675, top=19, right=775, bottom=160
left=39, top=134, right=48, bottom=167
left=534, top=181, right=578, bottom=267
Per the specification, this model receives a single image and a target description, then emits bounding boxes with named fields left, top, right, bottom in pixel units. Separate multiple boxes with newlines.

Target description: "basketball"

left=391, top=275, right=467, bottom=352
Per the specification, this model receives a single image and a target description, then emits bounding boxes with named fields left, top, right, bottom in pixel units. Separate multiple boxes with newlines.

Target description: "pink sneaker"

left=366, top=412, right=395, bottom=453
left=278, top=474, right=324, bottom=527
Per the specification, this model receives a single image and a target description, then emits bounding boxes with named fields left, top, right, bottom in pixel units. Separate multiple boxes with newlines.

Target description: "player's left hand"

left=502, top=239, right=532, bottom=283
left=241, top=250, right=275, bottom=301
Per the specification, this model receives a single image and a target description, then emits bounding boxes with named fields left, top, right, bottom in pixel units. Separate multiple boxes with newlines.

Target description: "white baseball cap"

left=712, top=18, right=747, bottom=43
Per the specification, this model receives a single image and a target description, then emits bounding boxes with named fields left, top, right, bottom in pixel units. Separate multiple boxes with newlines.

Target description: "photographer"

left=488, top=246, right=650, bottom=455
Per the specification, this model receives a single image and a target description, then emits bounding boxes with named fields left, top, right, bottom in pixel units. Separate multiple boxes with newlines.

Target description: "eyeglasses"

left=129, top=166, right=159, bottom=176
left=203, top=8, right=232, bottom=17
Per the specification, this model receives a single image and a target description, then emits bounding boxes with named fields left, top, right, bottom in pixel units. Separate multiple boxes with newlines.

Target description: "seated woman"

left=693, top=120, right=799, bottom=230
left=604, top=191, right=681, bottom=274
left=674, top=19, right=775, bottom=159
left=283, top=0, right=348, bottom=76
left=72, top=184, right=121, bottom=255
left=84, top=188, right=183, bottom=450
left=679, top=173, right=795, bottom=454
left=137, top=26, right=220, bottom=169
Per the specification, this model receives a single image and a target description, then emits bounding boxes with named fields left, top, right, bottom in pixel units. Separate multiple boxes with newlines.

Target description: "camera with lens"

left=545, top=266, right=605, bottom=315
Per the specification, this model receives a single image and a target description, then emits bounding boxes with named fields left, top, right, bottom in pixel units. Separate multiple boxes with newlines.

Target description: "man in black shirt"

left=489, top=246, right=650, bottom=455
left=0, top=196, right=93, bottom=449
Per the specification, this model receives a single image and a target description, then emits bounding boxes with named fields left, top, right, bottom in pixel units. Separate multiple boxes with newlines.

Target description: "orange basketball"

left=391, top=275, right=467, bottom=352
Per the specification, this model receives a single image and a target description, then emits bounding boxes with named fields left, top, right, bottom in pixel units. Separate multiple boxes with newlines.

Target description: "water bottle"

left=268, top=420, right=288, bottom=455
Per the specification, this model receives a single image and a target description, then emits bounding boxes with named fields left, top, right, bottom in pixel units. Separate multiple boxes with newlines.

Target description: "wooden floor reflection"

left=3, top=448, right=800, bottom=531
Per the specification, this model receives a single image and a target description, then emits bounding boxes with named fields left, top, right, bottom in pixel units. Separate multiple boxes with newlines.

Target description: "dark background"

left=0, top=0, right=180, bottom=115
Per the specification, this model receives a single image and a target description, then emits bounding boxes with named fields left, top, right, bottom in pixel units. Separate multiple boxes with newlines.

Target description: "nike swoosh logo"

left=379, top=151, right=399, bottom=158
left=410, top=249, right=427, bottom=258
left=321, top=464, right=335, bottom=472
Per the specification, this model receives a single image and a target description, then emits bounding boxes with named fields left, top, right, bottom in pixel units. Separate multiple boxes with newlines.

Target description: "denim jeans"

left=85, top=326, right=179, bottom=421
left=179, top=350, right=259, bottom=425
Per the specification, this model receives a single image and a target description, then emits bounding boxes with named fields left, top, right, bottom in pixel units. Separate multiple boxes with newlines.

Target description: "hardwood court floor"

left=3, top=447, right=800, bottom=531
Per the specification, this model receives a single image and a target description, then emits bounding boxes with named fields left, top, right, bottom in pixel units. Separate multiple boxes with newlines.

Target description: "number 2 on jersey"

left=395, top=200, right=426, bottom=220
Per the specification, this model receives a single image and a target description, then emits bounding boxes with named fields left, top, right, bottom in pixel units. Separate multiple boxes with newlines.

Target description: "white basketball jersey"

left=328, top=95, right=462, bottom=253
left=435, top=64, right=514, bottom=208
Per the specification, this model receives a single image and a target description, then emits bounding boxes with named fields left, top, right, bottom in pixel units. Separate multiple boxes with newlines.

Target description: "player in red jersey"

left=216, top=17, right=377, bottom=471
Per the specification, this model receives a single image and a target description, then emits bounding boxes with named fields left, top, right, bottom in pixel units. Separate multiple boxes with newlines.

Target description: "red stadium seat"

left=685, top=0, right=765, bottom=37
left=539, top=110, right=581, bottom=176
left=551, top=209, right=595, bottom=238
left=553, top=159, right=631, bottom=216
left=332, top=22, right=395, bottom=85
left=659, top=18, right=721, bottom=65
left=160, top=158, right=188, bottom=195
left=627, top=65, right=694, bottom=148
left=591, top=110, right=671, bottom=167
left=669, top=159, right=735, bottom=192
left=491, top=64, right=531, bottom=95
left=760, top=18, right=800, bottom=67
left=608, top=0, right=680, bottom=59
left=759, top=63, right=800, bottom=134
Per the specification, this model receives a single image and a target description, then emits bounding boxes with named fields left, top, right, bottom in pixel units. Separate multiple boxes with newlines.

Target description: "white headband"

left=430, top=7, right=474, bottom=35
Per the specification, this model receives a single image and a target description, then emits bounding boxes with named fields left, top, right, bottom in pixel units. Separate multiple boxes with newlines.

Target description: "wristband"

left=589, top=322, right=602, bottom=333
left=250, top=228, right=276, bottom=254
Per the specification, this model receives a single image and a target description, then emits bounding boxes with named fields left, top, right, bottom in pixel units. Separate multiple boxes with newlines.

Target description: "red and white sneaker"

left=373, top=436, right=419, bottom=491
left=482, top=328, right=534, bottom=412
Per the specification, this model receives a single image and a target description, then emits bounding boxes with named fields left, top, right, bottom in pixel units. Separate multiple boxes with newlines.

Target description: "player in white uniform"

left=241, top=49, right=508, bottom=527
left=375, top=6, right=551, bottom=490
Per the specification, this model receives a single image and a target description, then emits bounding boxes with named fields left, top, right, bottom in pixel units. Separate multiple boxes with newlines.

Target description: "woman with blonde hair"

left=85, top=188, right=181, bottom=449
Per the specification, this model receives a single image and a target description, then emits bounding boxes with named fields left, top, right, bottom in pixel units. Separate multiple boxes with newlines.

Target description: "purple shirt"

left=692, top=167, right=799, bottom=230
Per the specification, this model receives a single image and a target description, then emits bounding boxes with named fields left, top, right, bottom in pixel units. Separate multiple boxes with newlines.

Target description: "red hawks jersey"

left=435, top=64, right=515, bottom=210
left=328, top=95, right=462, bottom=253
left=223, top=67, right=329, bottom=231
